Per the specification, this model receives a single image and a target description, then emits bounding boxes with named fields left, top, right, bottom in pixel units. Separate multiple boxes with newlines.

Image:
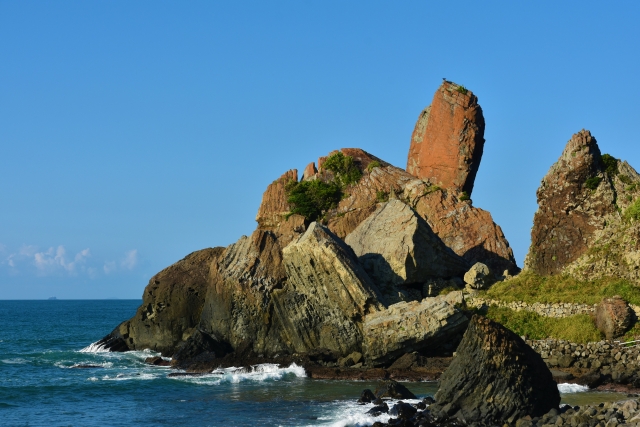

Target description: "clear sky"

left=1, top=1, right=639, bottom=299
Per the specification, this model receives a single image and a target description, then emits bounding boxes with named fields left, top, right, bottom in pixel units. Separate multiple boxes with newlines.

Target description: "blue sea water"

left=0, top=300, right=627, bottom=427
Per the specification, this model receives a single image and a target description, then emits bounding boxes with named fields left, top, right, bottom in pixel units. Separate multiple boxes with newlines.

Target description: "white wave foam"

left=173, top=363, right=306, bottom=385
left=1, top=358, right=28, bottom=365
left=79, top=341, right=109, bottom=353
left=55, top=361, right=114, bottom=369
left=312, top=398, right=424, bottom=427
left=558, top=383, right=589, bottom=393
left=101, top=372, right=159, bottom=381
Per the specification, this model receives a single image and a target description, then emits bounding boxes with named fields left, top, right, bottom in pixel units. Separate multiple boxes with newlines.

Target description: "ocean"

left=0, top=300, right=627, bottom=427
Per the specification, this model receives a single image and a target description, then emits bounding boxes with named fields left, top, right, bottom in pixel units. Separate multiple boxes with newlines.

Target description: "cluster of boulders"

left=528, top=338, right=640, bottom=388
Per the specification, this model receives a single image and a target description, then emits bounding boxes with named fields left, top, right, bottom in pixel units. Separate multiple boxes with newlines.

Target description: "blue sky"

left=1, top=1, right=639, bottom=299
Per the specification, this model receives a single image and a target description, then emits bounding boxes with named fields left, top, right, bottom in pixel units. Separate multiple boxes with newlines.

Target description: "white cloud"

left=103, top=260, right=116, bottom=274
left=33, top=246, right=90, bottom=274
left=121, top=249, right=138, bottom=270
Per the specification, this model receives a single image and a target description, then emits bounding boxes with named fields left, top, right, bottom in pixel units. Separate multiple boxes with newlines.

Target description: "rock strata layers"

left=406, top=80, right=485, bottom=196
left=431, top=315, right=560, bottom=425
left=275, top=222, right=386, bottom=356
left=362, top=291, right=468, bottom=366
left=345, top=200, right=469, bottom=295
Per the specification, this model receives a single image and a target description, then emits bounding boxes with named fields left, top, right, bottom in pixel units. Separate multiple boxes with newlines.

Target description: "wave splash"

left=79, top=341, right=109, bottom=353
left=558, top=383, right=590, bottom=393
left=173, top=363, right=307, bottom=385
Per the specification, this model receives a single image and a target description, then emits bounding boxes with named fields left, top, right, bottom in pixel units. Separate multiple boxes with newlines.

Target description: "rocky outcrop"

left=255, top=169, right=298, bottom=231
left=198, top=230, right=290, bottom=356
left=406, top=80, right=485, bottom=196
left=274, top=222, right=386, bottom=356
left=362, top=291, right=469, bottom=366
left=96, top=248, right=224, bottom=356
left=525, top=130, right=618, bottom=275
left=463, top=262, right=493, bottom=289
left=431, top=315, right=560, bottom=425
left=344, top=200, right=469, bottom=297
left=595, top=296, right=633, bottom=340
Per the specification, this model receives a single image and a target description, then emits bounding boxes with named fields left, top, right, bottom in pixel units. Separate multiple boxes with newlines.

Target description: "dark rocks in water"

left=171, top=329, right=232, bottom=368
left=374, top=380, right=417, bottom=400
left=358, top=389, right=376, bottom=404
left=389, top=402, right=417, bottom=420
left=94, top=330, right=129, bottom=352
left=430, top=315, right=560, bottom=425
left=70, top=364, right=103, bottom=369
left=576, top=371, right=606, bottom=389
left=144, top=356, right=171, bottom=367
left=366, top=402, right=389, bottom=416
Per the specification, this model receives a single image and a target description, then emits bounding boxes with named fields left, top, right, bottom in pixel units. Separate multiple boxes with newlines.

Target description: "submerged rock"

left=406, top=80, right=485, bottom=197
left=430, top=315, right=560, bottom=425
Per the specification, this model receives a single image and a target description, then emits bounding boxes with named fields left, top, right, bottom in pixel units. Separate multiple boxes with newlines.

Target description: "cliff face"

left=524, top=130, right=640, bottom=277
left=406, top=81, right=485, bottom=196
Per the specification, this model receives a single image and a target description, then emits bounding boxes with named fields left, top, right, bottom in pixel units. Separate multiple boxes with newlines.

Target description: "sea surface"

left=0, top=300, right=628, bottom=427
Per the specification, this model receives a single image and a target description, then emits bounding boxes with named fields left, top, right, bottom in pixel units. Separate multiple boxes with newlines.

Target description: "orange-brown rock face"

left=524, top=130, right=617, bottom=275
left=255, top=169, right=298, bottom=230
left=406, top=81, right=485, bottom=196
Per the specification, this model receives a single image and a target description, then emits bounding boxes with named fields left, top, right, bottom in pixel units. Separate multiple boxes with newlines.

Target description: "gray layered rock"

left=362, top=291, right=469, bottom=366
left=345, top=200, right=469, bottom=297
left=464, top=262, right=493, bottom=289
left=97, top=248, right=224, bottom=356
left=431, top=315, right=560, bottom=425
left=273, top=222, right=386, bottom=356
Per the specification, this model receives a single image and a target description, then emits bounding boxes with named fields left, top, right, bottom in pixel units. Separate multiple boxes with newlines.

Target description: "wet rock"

left=171, top=329, right=232, bottom=366
left=70, top=364, right=104, bottom=369
left=144, top=356, right=171, bottom=367
left=463, top=262, right=493, bottom=289
left=374, top=380, right=417, bottom=400
left=367, top=402, right=389, bottom=416
left=358, top=389, right=377, bottom=404
left=430, top=315, right=560, bottom=425
left=97, top=247, right=225, bottom=356
left=344, top=199, right=469, bottom=295
left=362, top=292, right=468, bottom=366
left=595, top=296, right=633, bottom=340
left=389, top=402, right=417, bottom=420
left=406, top=80, right=485, bottom=197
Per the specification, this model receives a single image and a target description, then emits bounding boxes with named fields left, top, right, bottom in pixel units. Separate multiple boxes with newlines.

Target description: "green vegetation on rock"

left=482, top=306, right=602, bottom=343
left=459, top=191, right=470, bottom=201
left=376, top=190, right=388, bottom=203
left=584, top=176, right=602, bottom=190
left=601, top=153, right=619, bottom=177
left=323, top=152, right=362, bottom=187
left=285, top=179, right=342, bottom=222
left=483, top=270, right=640, bottom=306
left=456, top=85, right=468, bottom=95
left=366, top=160, right=381, bottom=172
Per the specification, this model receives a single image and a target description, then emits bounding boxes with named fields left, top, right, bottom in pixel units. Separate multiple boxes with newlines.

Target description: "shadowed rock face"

left=274, top=222, right=386, bottom=356
left=345, top=199, right=469, bottom=293
left=431, top=315, right=560, bottom=425
left=406, top=81, right=485, bottom=196
left=97, top=248, right=224, bottom=356
left=525, top=130, right=617, bottom=275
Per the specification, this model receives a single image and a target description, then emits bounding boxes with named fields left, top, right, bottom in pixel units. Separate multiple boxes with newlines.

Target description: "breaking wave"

left=172, top=363, right=307, bottom=385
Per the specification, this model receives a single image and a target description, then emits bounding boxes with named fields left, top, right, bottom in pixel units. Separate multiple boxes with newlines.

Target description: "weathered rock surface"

left=255, top=169, right=298, bottom=231
left=344, top=199, right=469, bottom=296
left=595, top=296, right=633, bottom=340
left=96, top=248, right=224, bottom=356
left=406, top=80, right=485, bottom=196
left=274, top=222, right=386, bottom=356
left=463, top=262, right=493, bottom=289
left=431, top=315, right=560, bottom=425
left=362, top=291, right=469, bottom=366
left=198, top=230, right=290, bottom=356
left=525, top=130, right=618, bottom=275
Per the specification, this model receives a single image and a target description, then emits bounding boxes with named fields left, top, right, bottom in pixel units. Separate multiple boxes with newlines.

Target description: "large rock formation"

left=362, top=291, right=468, bottom=366
left=595, top=296, right=633, bottom=340
left=274, top=222, right=386, bottom=356
left=255, top=169, right=298, bottom=231
left=525, top=130, right=636, bottom=276
left=96, top=248, right=224, bottom=355
left=431, top=315, right=560, bottom=425
left=406, top=80, right=485, bottom=196
left=345, top=199, right=469, bottom=295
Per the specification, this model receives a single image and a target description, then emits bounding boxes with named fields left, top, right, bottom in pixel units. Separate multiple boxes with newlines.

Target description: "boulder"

left=96, top=247, right=224, bottom=356
left=406, top=80, right=485, bottom=196
left=374, top=380, right=417, bottom=399
left=431, top=315, right=560, bottom=425
left=595, top=296, right=633, bottom=340
left=463, top=262, right=493, bottom=289
left=362, top=292, right=469, bottom=366
left=273, top=222, right=386, bottom=356
left=344, top=199, right=469, bottom=293
left=524, top=130, right=618, bottom=275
